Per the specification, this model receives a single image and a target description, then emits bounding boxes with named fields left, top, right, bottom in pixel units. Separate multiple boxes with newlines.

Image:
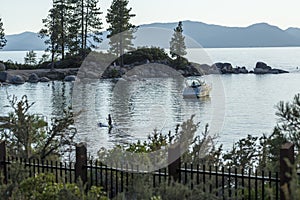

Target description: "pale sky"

left=1, top=0, right=300, bottom=35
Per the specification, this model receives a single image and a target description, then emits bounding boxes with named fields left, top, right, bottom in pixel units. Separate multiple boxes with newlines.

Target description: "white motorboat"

left=183, top=79, right=211, bottom=98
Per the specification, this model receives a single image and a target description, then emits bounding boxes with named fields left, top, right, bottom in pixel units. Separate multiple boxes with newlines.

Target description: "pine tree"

left=39, top=1, right=63, bottom=70
left=84, top=0, right=103, bottom=49
left=40, top=0, right=71, bottom=63
left=170, top=21, right=187, bottom=60
left=24, top=50, right=37, bottom=65
left=106, top=0, right=136, bottom=67
left=67, top=1, right=81, bottom=55
left=40, top=0, right=103, bottom=61
left=68, top=0, right=103, bottom=57
left=53, top=0, right=70, bottom=60
left=0, top=18, right=7, bottom=50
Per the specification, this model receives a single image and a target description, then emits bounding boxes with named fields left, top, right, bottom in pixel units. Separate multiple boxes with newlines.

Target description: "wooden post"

left=280, top=143, right=294, bottom=200
left=0, top=141, right=7, bottom=184
left=168, top=145, right=181, bottom=182
left=75, top=143, right=87, bottom=185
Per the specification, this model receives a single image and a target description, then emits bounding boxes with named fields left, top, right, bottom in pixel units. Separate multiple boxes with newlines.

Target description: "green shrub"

left=10, top=173, right=108, bottom=200
left=122, top=47, right=171, bottom=65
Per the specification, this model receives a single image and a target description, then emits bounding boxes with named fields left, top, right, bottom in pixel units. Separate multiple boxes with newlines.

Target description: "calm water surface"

left=0, top=47, right=300, bottom=155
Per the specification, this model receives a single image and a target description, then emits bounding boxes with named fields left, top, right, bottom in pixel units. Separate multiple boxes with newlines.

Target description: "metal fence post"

left=75, top=143, right=87, bottom=185
left=168, top=145, right=181, bottom=182
left=280, top=143, right=294, bottom=200
left=0, top=141, right=7, bottom=184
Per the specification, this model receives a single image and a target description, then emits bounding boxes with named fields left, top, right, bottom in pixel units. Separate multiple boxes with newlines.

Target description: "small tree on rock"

left=24, top=50, right=37, bottom=65
left=170, top=21, right=187, bottom=68
left=0, top=18, right=7, bottom=49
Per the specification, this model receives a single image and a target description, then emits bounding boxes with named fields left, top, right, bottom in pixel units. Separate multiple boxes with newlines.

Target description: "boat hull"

left=183, top=85, right=211, bottom=98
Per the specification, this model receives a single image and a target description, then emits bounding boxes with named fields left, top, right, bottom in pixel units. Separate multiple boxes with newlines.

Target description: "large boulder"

left=10, top=75, right=25, bottom=84
left=213, top=62, right=234, bottom=74
left=28, top=73, right=39, bottom=83
left=0, top=72, right=12, bottom=82
left=254, top=62, right=271, bottom=74
left=255, top=62, right=272, bottom=70
left=64, top=75, right=76, bottom=82
left=0, top=63, right=5, bottom=71
left=214, top=63, right=224, bottom=69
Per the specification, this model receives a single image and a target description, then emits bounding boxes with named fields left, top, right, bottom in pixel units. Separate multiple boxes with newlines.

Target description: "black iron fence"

left=0, top=141, right=296, bottom=199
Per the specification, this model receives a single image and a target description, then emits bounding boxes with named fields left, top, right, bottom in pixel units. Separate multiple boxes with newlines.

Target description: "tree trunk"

left=84, top=3, right=89, bottom=52
left=51, top=51, right=55, bottom=71
left=81, top=0, right=85, bottom=58
left=61, top=6, right=65, bottom=60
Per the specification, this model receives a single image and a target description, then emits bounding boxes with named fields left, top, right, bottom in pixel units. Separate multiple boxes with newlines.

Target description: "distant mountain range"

left=2, top=20, right=300, bottom=51
left=3, top=32, right=46, bottom=51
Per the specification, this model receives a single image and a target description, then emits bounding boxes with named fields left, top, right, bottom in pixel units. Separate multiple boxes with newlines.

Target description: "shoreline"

left=5, top=68, right=78, bottom=77
left=0, top=60, right=290, bottom=85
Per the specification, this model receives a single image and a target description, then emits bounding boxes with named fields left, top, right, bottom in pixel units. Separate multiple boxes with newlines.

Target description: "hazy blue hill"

left=140, top=21, right=300, bottom=48
left=286, top=27, right=300, bottom=39
left=2, top=32, right=46, bottom=51
left=2, top=21, right=300, bottom=51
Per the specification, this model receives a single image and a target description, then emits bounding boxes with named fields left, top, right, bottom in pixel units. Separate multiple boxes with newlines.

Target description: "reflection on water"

left=0, top=82, right=73, bottom=120
left=73, top=78, right=213, bottom=155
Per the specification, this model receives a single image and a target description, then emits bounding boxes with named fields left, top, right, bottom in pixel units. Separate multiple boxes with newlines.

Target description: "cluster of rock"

left=253, top=62, right=289, bottom=74
left=211, top=62, right=289, bottom=75
left=0, top=63, right=78, bottom=85
left=213, top=63, right=249, bottom=74
left=101, top=60, right=290, bottom=78
left=0, top=59, right=291, bottom=85
left=0, top=72, right=27, bottom=84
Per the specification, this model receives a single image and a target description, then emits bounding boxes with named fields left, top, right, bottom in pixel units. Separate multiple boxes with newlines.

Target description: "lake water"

left=0, top=51, right=46, bottom=64
left=1, top=47, right=300, bottom=155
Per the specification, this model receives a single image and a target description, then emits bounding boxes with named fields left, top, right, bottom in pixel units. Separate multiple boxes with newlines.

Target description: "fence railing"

left=0, top=141, right=296, bottom=200
left=179, top=164, right=280, bottom=199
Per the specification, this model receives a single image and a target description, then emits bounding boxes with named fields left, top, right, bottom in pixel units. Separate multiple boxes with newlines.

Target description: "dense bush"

left=3, top=60, right=39, bottom=70
left=121, top=47, right=171, bottom=65
left=39, top=54, right=83, bottom=69
left=0, top=173, right=108, bottom=200
left=169, top=56, right=189, bottom=70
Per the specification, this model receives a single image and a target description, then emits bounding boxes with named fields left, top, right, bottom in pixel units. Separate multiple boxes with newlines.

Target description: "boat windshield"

left=187, top=79, right=205, bottom=87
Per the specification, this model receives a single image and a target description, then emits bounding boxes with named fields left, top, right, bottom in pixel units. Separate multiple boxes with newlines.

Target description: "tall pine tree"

left=170, top=21, right=187, bottom=60
left=0, top=18, right=7, bottom=50
left=68, top=0, right=103, bottom=57
left=40, top=0, right=103, bottom=61
left=53, top=0, right=71, bottom=60
left=39, top=2, right=61, bottom=70
left=106, top=0, right=136, bottom=67
left=84, top=0, right=103, bottom=49
left=67, top=0, right=81, bottom=55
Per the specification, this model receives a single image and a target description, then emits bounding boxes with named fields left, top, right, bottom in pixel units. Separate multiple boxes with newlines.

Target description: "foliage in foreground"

left=98, top=94, right=300, bottom=171
left=98, top=115, right=220, bottom=169
left=222, top=93, right=300, bottom=172
left=0, top=89, right=299, bottom=199
left=113, top=177, right=222, bottom=200
left=0, top=95, right=76, bottom=160
left=0, top=173, right=108, bottom=200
